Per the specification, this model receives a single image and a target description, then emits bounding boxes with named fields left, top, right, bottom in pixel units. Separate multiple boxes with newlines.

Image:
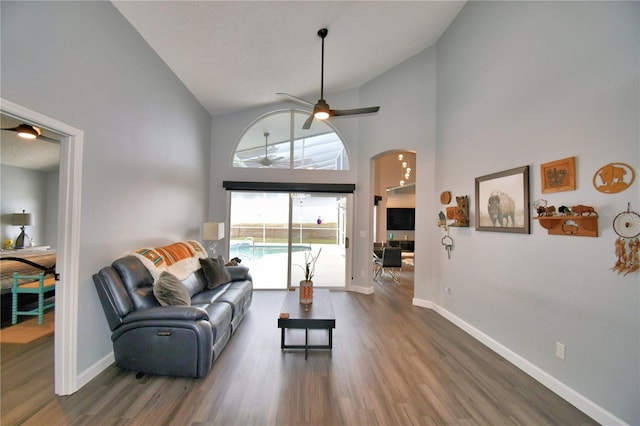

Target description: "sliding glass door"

left=229, top=191, right=349, bottom=290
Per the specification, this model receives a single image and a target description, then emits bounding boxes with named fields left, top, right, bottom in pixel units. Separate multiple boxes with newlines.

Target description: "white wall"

left=435, top=2, right=639, bottom=424
left=1, top=1, right=211, bottom=375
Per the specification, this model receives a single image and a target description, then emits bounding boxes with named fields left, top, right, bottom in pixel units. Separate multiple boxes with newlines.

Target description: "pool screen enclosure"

left=228, top=190, right=350, bottom=290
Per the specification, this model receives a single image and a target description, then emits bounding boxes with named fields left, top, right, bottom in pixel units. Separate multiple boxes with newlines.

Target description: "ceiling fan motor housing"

left=313, top=99, right=330, bottom=119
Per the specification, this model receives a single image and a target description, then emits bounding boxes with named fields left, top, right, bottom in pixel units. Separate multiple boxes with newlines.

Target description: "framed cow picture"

left=475, top=165, right=530, bottom=234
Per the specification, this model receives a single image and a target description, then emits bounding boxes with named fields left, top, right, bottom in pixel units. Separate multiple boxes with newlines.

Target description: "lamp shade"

left=203, top=222, right=225, bottom=241
left=12, top=212, right=33, bottom=227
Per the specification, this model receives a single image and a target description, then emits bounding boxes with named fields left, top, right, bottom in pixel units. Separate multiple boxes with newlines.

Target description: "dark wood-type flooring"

left=1, top=266, right=597, bottom=425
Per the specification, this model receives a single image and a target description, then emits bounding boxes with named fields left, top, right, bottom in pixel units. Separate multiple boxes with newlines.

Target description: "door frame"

left=1, top=98, right=83, bottom=395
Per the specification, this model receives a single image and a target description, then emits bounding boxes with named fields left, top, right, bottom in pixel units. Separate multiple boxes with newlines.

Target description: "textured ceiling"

left=0, top=114, right=60, bottom=172
left=1, top=1, right=465, bottom=171
left=113, top=1, right=465, bottom=115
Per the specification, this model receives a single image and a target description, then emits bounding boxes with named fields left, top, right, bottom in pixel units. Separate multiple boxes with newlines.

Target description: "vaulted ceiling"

left=1, top=1, right=465, bottom=171
left=113, top=1, right=465, bottom=115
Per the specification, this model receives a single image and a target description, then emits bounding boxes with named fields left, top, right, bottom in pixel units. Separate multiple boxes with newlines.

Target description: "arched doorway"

left=372, top=150, right=416, bottom=287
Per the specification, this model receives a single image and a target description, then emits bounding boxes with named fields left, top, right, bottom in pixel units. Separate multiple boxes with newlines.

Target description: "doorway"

left=372, top=151, right=416, bottom=285
left=229, top=191, right=350, bottom=289
left=1, top=98, right=83, bottom=395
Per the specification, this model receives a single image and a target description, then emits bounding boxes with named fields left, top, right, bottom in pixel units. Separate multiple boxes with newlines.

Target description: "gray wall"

left=1, top=1, right=211, bottom=373
left=2, top=0, right=638, bottom=424
left=357, top=46, right=438, bottom=293
left=434, top=2, right=639, bottom=424
left=0, top=165, right=57, bottom=248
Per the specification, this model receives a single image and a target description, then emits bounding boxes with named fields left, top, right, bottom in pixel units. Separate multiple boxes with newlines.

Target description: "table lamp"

left=203, top=222, right=225, bottom=256
left=12, top=210, right=33, bottom=249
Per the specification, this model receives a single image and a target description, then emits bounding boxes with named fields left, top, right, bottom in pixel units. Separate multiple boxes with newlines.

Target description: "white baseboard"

left=412, top=297, right=626, bottom=426
left=76, top=351, right=114, bottom=390
left=348, top=284, right=375, bottom=295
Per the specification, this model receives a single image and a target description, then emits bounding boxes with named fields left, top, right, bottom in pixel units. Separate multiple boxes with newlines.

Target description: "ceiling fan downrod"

left=278, top=26, right=380, bottom=130
left=313, top=28, right=331, bottom=120
left=318, top=28, right=327, bottom=101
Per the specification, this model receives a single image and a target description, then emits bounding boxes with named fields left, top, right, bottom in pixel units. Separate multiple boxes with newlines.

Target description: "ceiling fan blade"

left=38, top=134, right=60, bottom=143
left=277, top=93, right=314, bottom=107
left=302, top=114, right=314, bottom=130
left=330, top=106, right=380, bottom=117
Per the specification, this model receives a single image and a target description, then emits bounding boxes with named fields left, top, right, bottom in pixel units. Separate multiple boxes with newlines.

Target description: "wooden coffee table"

left=278, top=288, right=335, bottom=359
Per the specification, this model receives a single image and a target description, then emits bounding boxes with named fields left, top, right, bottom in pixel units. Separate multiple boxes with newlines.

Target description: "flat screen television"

left=386, top=208, right=415, bottom=230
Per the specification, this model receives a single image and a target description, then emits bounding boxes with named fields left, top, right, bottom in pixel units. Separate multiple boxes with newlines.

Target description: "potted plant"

left=298, top=247, right=321, bottom=309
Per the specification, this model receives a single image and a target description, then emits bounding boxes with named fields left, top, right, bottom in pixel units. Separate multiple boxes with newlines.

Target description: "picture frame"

left=540, top=156, right=576, bottom=193
left=475, top=165, right=530, bottom=234
left=446, top=206, right=456, bottom=220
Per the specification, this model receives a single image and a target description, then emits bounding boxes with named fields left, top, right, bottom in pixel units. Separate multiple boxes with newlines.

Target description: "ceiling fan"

left=1, top=123, right=59, bottom=142
left=278, top=28, right=380, bottom=130
left=256, top=132, right=284, bottom=167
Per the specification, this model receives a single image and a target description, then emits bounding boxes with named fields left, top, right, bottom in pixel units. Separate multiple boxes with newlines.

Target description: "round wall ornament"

left=440, top=191, right=452, bottom=204
left=611, top=204, right=640, bottom=275
left=593, top=162, right=635, bottom=194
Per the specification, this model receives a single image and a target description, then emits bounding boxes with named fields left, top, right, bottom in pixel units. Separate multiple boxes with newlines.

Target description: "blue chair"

left=12, top=272, right=56, bottom=324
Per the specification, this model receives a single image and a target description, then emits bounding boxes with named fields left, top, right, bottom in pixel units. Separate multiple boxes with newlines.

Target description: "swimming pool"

left=229, top=241, right=311, bottom=259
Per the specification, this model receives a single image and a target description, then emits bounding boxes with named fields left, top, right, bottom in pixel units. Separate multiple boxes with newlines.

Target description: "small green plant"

left=298, top=247, right=322, bottom=281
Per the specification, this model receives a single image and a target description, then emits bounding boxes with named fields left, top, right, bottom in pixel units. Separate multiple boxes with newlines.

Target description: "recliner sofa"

left=93, top=250, right=252, bottom=378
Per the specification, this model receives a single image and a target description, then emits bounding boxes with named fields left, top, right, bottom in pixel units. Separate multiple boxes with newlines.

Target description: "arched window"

left=232, top=110, right=349, bottom=170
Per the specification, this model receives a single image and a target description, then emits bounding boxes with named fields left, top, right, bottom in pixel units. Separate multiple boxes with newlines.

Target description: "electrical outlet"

left=556, top=342, right=566, bottom=360
left=444, top=287, right=451, bottom=297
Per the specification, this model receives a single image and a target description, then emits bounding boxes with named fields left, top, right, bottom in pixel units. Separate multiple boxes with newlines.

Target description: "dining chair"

left=373, top=247, right=402, bottom=284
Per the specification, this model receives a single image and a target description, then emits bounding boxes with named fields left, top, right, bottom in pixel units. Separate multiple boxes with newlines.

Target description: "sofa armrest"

left=122, top=306, right=209, bottom=324
left=226, top=265, right=251, bottom=281
left=111, top=316, right=213, bottom=378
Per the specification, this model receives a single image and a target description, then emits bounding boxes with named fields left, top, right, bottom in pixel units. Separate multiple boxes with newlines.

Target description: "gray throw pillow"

left=153, top=271, right=191, bottom=306
left=200, top=255, right=232, bottom=289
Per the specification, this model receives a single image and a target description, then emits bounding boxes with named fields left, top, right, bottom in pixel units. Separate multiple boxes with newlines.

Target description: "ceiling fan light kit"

left=313, top=100, right=330, bottom=120
left=2, top=123, right=59, bottom=142
left=5, top=123, right=41, bottom=139
left=17, top=124, right=41, bottom=139
left=278, top=28, right=380, bottom=129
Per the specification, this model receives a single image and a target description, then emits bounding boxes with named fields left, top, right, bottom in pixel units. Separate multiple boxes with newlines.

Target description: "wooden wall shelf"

left=534, top=215, right=599, bottom=237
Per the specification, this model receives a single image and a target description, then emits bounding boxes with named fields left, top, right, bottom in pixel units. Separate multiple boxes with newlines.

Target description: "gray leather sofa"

left=93, top=255, right=252, bottom=378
